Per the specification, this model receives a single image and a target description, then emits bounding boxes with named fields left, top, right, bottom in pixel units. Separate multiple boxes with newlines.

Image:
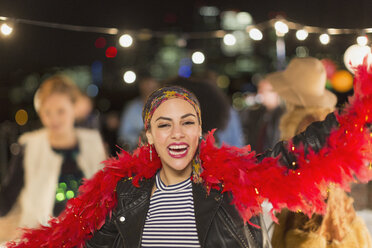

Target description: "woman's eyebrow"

left=155, top=113, right=196, bottom=122
left=155, top=116, right=172, bottom=122
left=181, top=113, right=196, bottom=119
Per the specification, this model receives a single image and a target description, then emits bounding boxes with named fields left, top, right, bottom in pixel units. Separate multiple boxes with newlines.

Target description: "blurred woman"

left=0, top=75, right=106, bottom=242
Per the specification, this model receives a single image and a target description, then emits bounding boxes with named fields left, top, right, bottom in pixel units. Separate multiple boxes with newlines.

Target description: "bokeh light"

left=199, top=6, right=219, bottom=17
left=66, top=190, right=75, bottom=199
left=94, top=37, right=106, bottom=48
left=223, top=34, right=237, bottom=46
left=319, top=34, right=330, bottom=45
left=248, top=28, right=263, bottom=41
left=296, top=46, right=309, bottom=57
left=216, top=75, right=230, bottom=89
left=15, top=109, right=28, bottom=126
left=1, top=23, right=13, bottom=36
left=274, top=21, right=288, bottom=36
left=86, top=84, right=99, bottom=97
left=331, top=70, right=354, bottom=92
left=105, top=46, right=117, bottom=58
left=357, top=35, right=368, bottom=46
left=191, top=51, right=205, bottom=64
left=119, top=34, right=133, bottom=47
left=236, top=12, right=252, bottom=26
left=343, top=44, right=371, bottom=73
left=10, top=143, right=21, bottom=155
left=296, top=29, right=308, bottom=41
left=123, top=70, right=136, bottom=84
left=56, top=192, right=65, bottom=202
left=178, top=65, right=192, bottom=78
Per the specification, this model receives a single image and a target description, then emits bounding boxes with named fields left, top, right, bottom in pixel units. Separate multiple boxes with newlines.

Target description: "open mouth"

left=167, top=144, right=189, bottom=157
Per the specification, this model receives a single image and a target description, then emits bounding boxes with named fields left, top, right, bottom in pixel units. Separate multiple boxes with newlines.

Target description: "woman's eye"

left=158, top=123, right=170, bottom=128
left=184, top=121, right=195, bottom=125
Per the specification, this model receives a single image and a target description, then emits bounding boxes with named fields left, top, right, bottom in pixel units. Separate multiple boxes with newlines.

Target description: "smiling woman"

left=88, top=86, right=273, bottom=248
left=146, top=98, right=202, bottom=185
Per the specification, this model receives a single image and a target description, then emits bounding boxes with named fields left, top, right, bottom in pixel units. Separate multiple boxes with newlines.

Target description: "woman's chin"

left=162, top=158, right=193, bottom=173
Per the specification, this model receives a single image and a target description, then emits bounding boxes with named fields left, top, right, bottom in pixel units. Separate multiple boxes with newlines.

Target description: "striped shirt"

left=141, top=172, right=201, bottom=247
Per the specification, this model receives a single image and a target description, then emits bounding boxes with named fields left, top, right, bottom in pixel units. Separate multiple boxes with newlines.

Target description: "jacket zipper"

left=217, top=208, right=255, bottom=248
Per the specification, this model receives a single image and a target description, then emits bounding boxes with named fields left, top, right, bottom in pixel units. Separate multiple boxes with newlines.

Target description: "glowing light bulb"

left=123, top=71, right=136, bottom=84
left=119, top=34, right=133, bottom=47
left=343, top=44, right=371, bottom=73
left=1, top=23, right=13, bottom=36
left=319, top=34, right=330, bottom=45
left=249, top=28, right=263, bottom=41
left=274, top=21, right=288, bottom=37
left=223, top=34, right=237, bottom=46
left=191, top=51, right=205, bottom=64
left=296, top=29, right=308, bottom=41
left=357, top=35, right=368, bottom=46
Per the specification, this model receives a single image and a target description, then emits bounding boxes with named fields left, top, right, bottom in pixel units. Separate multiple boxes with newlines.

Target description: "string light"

left=296, top=29, right=308, bottom=41
left=2, top=15, right=372, bottom=49
left=123, top=70, right=136, bottom=84
left=319, top=33, right=330, bottom=45
left=274, top=21, right=289, bottom=37
left=223, top=33, right=237, bottom=46
left=357, top=35, right=368, bottom=46
left=119, top=34, right=133, bottom=47
left=1, top=23, right=13, bottom=36
left=191, top=51, right=205, bottom=64
left=248, top=28, right=263, bottom=41
left=343, top=44, right=371, bottom=73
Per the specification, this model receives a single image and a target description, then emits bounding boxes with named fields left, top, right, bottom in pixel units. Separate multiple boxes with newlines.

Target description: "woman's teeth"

left=168, top=145, right=188, bottom=155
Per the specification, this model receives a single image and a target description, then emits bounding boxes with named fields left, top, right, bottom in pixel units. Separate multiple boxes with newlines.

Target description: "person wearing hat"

left=267, top=57, right=372, bottom=248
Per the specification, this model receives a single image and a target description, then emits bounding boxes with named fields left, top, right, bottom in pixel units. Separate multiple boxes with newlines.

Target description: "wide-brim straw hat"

left=266, top=57, right=337, bottom=108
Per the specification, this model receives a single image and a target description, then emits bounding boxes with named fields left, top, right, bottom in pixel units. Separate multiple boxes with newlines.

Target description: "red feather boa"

left=7, top=62, right=372, bottom=248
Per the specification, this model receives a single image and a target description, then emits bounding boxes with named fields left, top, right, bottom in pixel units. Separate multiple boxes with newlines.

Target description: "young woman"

left=0, top=75, right=106, bottom=242
left=6, top=62, right=372, bottom=248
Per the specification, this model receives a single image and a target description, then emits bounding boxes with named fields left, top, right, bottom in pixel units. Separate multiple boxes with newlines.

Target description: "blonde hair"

left=34, top=75, right=80, bottom=112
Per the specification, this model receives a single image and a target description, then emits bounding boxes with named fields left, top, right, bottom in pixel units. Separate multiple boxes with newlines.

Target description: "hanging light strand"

left=1, top=15, right=372, bottom=40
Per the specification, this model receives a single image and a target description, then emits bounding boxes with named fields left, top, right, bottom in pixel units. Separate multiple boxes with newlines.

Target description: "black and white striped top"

left=141, top=172, right=201, bottom=247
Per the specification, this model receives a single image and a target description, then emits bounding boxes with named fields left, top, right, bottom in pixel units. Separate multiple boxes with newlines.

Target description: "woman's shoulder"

left=18, top=128, right=47, bottom=145
left=116, top=176, right=155, bottom=195
left=75, top=128, right=102, bottom=141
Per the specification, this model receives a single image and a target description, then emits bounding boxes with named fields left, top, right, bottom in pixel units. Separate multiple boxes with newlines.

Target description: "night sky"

left=1, top=0, right=371, bottom=74
left=0, top=0, right=370, bottom=121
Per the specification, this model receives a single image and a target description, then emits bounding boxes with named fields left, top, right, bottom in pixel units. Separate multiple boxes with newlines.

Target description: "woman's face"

left=146, top=98, right=202, bottom=174
left=39, top=93, right=75, bottom=136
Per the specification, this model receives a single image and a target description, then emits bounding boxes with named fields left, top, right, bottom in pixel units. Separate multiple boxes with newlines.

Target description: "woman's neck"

left=159, top=165, right=192, bottom=186
left=48, top=129, right=77, bottom=149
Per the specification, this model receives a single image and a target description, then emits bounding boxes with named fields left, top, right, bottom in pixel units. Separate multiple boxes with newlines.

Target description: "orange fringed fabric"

left=7, top=62, right=372, bottom=248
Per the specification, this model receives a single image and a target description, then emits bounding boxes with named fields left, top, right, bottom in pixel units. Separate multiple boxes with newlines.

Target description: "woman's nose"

left=171, top=124, right=185, bottom=139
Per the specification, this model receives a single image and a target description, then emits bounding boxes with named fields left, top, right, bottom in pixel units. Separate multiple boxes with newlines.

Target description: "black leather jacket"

left=86, top=113, right=338, bottom=248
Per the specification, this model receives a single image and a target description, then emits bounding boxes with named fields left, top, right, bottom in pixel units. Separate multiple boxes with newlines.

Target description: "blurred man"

left=241, top=79, right=284, bottom=153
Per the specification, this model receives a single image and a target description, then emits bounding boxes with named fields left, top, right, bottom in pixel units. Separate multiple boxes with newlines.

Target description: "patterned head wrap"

left=142, top=86, right=201, bottom=130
